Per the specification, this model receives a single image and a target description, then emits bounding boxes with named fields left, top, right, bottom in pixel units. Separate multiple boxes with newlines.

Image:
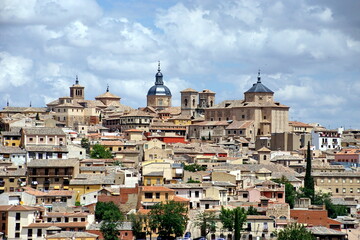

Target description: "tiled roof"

left=0, top=168, right=26, bottom=177
left=27, top=158, right=79, bottom=167
left=226, top=120, right=254, bottom=130
left=70, top=174, right=115, bottom=185
left=25, top=189, right=74, bottom=197
left=191, top=121, right=229, bottom=126
left=0, top=146, right=26, bottom=154
left=24, top=222, right=88, bottom=228
left=45, top=231, right=99, bottom=238
left=180, top=88, right=198, bottom=92
left=0, top=205, right=41, bottom=211
left=289, top=121, right=313, bottom=128
left=309, top=226, right=346, bottom=236
left=22, top=127, right=66, bottom=135
left=141, top=186, right=175, bottom=192
left=95, top=91, right=121, bottom=99
left=25, top=145, right=68, bottom=152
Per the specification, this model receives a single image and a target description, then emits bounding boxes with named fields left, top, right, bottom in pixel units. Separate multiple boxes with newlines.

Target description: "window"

left=156, top=193, right=160, bottom=199
left=15, top=233, right=20, bottom=238
left=1, top=212, right=6, bottom=221
left=336, top=188, right=339, bottom=193
left=73, top=218, right=78, bottom=222
left=37, top=229, right=42, bottom=237
left=350, top=188, right=353, bottom=193
left=40, top=138, right=44, bottom=141
left=16, top=212, right=20, bottom=220
left=165, top=193, right=168, bottom=200
left=278, top=193, right=283, bottom=198
left=81, top=218, right=86, bottom=222
left=9, top=178, right=14, bottom=183
left=343, top=188, right=346, bottom=193
left=49, top=138, right=53, bottom=142
left=243, top=193, right=248, bottom=198
left=28, top=229, right=33, bottom=237
left=29, top=138, right=33, bottom=141
left=195, top=191, right=200, bottom=198
left=145, top=193, right=153, bottom=199
left=15, top=222, right=20, bottom=230
left=47, top=218, right=52, bottom=222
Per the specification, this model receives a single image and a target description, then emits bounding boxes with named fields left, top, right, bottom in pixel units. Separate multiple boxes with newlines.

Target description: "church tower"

left=70, top=75, right=85, bottom=100
left=146, top=62, right=172, bottom=110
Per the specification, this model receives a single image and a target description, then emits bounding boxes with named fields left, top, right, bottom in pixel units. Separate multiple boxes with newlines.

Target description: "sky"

left=1, top=0, right=360, bottom=129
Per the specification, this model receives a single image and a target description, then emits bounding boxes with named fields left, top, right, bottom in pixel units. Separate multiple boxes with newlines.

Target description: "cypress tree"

left=304, top=141, right=315, bottom=201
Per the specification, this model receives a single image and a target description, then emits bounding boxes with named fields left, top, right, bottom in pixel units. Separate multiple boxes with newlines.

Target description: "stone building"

left=147, top=62, right=172, bottom=110
left=204, top=71, right=289, bottom=137
left=180, top=88, right=215, bottom=117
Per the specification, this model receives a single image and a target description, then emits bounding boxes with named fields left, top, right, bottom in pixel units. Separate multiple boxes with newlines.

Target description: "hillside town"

left=0, top=66, right=359, bottom=240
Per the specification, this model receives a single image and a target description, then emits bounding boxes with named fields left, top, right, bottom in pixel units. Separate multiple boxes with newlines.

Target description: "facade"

left=180, top=88, right=216, bottom=117
left=204, top=71, right=289, bottom=137
left=312, top=129, right=342, bottom=151
left=146, top=62, right=172, bottom=110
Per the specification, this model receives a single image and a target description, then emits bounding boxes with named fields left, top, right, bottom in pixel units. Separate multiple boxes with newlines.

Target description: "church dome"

left=245, top=70, right=273, bottom=93
left=147, top=62, right=172, bottom=96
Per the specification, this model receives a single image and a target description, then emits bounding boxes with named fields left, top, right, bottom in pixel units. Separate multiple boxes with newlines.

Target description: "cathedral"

left=146, top=62, right=172, bottom=110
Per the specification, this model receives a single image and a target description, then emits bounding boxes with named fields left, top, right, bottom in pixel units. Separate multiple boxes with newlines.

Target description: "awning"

left=0, top=187, right=5, bottom=190
left=63, top=186, right=69, bottom=190
left=53, top=186, right=60, bottom=190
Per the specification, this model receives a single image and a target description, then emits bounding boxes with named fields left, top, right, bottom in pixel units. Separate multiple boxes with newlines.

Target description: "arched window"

left=192, top=99, right=196, bottom=107
left=184, top=99, right=188, bottom=107
left=210, top=100, right=213, bottom=107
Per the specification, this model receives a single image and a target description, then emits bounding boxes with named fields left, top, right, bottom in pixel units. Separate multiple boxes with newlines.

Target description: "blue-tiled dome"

left=147, top=62, right=172, bottom=96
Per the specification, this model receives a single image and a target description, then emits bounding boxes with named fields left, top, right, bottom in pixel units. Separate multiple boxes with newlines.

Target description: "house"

left=46, top=231, right=99, bottom=240
left=0, top=167, right=27, bottom=193
left=312, top=129, right=342, bottom=151
left=0, top=146, right=27, bottom=166
left=162, top=183, right=204, bottom=209
left=290, top=209, right=342, bottom=230
left=243, top=215, right=276, bottom=240
left=27, top=159, right=79, bottom=191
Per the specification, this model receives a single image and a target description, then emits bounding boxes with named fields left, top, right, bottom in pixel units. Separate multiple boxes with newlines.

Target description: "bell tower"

left=70, top=75, right=85, bottom=100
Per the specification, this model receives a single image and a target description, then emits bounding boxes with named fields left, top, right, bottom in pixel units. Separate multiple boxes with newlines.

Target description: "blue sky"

left=1, top=0, right=360, bottom=129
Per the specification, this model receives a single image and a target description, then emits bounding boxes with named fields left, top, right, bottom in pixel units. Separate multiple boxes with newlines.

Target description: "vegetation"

left=148, top=201, right=188, bottom=238
left=96, top=202, right=125, bottom=240
left=246, top=206, right=259, bottom=215
left=187, top=178, right=201, bottom=183
left=273, top=176, right=297, bottom=209
left=90, top=144, right=113, bottom=159
left=183, top=163, right=207, bottom=172
left=194, top=211, right=217, bottom=237
left=81, top=138, right=90, bottom=154
left=113, top=160, right=122, bottom=166
left=313, top=192, right=348, bottom=218
left=129, top=213, right=146, bottom=240
left=75, top=201, right=81, bottom=206
left=274, top=223, right=314, bottom=240
left=303, top=141, right=315, bottom=201
left=219, top=206, right=247, bottom=240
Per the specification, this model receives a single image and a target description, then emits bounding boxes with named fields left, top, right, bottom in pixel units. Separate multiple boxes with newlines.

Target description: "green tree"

left=90, top=144, right=113, bottom=159
left=100, top=209, right=125, bottom=240
left=187, top=178, right=201, bottom=183
left=148, top=201, right=188, bottom=238
left=219, top=206, right=247, bottom=240
left=129, top=213, right=146, bottom=240
left=246, top=206, right=259, bottom=215
left=81, top=138, right=90, bottom=154
left=194, top=211, right=217, bottom=237
left=313, top=192, right=347, bottom=218
left=304, top=141, right=315, bottom=201
left=274, top=223, right=314, bottom=240
left=95, top=201, right=121, bottom=222
left=183, top=163, right=207, bottom=172
left=273, top=176, right=297, bottom=209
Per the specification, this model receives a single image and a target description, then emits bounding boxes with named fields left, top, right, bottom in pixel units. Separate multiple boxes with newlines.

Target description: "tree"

left=246, top=206, right=259, bottom=215
left=99, top=113, right=102, bottom=121
left=273, top=176, right=297, bottom=209
left=148, top=201, right=188, bottom=238
left=274, top=223, right=314, bottom=240
left=100, top=210, right=125, bottom=240
left=90, top=144, right=113, bottom=159
left=81, top=138, right=90, bottom=154
left=187, top=178, right=201, bottom=183
left=96, top=202, right=124, bottom=240
left=313, top=192, right=347, bottom=218
left=304, top=141, right=315, bottom=201
left=183, top=163, right=207, bottom=172
left=129, top=213, right=146, bottom=240
left=219, top=206, right=247, bottom=240
left=194, top=211, right=217, bottom=237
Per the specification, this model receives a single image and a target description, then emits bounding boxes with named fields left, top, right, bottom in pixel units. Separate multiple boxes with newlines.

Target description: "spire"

left=75, top=75, right=79, bottom=85
left=106, top=84, right=109, bottom=92
left=6, top=99, right=9, bottom=107
left=257, top=69, right=261, bottom=83
left=29, top=101, right=32, bottom=107
left=155, top=61, right=164, bottom=85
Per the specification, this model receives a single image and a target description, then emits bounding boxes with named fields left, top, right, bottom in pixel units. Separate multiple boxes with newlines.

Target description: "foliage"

left=148, top=200, right=188, bottom=238
left=219, top=206, right=247, bottom=240
left=313, top=192, right=348, bottom=218
left=274, top=223, right=314, bottom=240
left=99, top=113, right=102, bottom=121
left=97, top=202, right=125, bottom=240
left=246, top=206, right=259, bottom=215
left=194, top=211, right=217, bottom=236
left=113, top=160, right=122, bottom=166
left=304, top=141, right=315, bottom=201
left=35, top=113, right=40, bottom=120
left=183, top=163, right=207, bottom=172
left=187, top=178, right=201, bottom=183
left=90, top=144, right=113, bottom=159
left=81, top=138, right=90, bottom=154
left=75, top=201, right=81, bottom=206
left=129, top=213, right=146, bottom=240
left=273, top=176, right=297, bottom=209
left=95, top=201, right=122, bottom=222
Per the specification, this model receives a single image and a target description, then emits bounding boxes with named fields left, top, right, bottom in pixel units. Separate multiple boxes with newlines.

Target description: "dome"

left=245, top=70, right=273, bottom=93
left=147, top=85, right=172, bottom=96
left=147, top=61, right=172, bottom=96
